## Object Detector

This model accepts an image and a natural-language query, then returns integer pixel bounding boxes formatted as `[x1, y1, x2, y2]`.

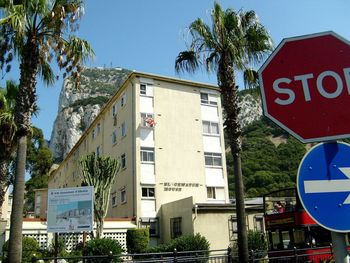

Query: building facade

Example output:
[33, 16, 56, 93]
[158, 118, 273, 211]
[49, 72, 230, 247]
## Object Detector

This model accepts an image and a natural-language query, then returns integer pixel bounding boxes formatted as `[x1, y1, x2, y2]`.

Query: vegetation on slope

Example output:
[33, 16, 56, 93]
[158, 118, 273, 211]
[226, 117, 307, 198]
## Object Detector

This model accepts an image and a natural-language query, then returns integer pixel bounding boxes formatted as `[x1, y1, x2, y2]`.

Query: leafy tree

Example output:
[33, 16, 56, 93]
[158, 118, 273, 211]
[0, 80, 17, 208]
[0, 0, 93, 260]
[79, 153, 120, 239]
[24, 127, 53, 213]
[175, 3, 273, 260]
[276, 137, 306, 182]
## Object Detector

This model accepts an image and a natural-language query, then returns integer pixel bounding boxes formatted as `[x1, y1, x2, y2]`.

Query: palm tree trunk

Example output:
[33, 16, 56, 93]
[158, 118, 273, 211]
[8, 39, 39, 263]
[8, 136, 27, 263]
[218, 59, 249, 262]
[0, 160, 9, 210]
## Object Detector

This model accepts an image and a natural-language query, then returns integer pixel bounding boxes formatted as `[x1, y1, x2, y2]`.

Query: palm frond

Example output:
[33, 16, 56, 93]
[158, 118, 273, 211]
[189, 18, 215, 50]
[39, 60, 55, 86]
[243, 68, 259, 89]
[0, 4, 26, 35]
[65, 36, 94, 63]
[175, 50, 199, 74]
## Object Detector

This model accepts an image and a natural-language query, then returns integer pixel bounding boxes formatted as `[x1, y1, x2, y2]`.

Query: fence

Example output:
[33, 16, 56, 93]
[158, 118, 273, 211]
[31, 246, 336, 262]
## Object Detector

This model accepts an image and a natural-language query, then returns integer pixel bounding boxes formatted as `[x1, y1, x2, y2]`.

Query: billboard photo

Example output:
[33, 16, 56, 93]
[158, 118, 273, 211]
[47, 186, 94, 233]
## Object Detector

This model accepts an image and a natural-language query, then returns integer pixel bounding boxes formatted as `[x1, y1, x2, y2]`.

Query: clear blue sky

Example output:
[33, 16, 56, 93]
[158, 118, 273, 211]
[2, 0, 350, 140]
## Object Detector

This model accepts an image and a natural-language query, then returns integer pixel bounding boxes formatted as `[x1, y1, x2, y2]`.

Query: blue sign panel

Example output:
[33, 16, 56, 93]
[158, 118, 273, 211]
[297, 141, 350, 232]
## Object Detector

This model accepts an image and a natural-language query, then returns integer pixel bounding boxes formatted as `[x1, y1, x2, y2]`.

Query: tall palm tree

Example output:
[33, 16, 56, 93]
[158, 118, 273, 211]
[0, 1, 93, 261]
[0, 80, 18, 209]
[175, 3, 272, 262]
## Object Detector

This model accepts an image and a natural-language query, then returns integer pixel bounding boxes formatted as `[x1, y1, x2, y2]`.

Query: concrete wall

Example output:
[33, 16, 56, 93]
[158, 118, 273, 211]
[160, 197, 194, 244]
[193, 209, 232, 250]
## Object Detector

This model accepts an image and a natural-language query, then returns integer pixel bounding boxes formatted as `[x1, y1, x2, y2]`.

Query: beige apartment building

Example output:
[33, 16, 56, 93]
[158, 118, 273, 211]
[49, 71, 232, 249]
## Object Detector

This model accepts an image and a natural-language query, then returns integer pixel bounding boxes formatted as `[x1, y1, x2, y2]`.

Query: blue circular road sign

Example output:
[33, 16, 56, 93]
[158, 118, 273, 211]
[297, 141, 350, 232]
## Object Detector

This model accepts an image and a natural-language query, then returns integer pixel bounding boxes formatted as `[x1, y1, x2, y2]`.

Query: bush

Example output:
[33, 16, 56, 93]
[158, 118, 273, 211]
[145, 234, 210, 263]
[166, 233, 210, 252]
[83, 238, 124, 262]
[146, 233, 210, 253]
[2, 236, 41, 263]
[126, 228, 149, 254]
[248, 230, 268, 258]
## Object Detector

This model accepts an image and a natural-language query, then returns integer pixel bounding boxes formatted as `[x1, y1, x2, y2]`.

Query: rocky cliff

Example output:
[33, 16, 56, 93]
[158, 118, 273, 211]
[49, 67, 131, 162]
[49, 68, 262, 162]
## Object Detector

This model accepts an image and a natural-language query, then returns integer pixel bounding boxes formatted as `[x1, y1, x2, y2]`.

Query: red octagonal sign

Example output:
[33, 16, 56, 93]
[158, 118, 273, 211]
[258, 31, 350, 143]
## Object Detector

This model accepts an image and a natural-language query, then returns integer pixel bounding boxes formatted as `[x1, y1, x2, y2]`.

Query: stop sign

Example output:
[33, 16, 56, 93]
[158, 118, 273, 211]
[258, 31, 350, 143]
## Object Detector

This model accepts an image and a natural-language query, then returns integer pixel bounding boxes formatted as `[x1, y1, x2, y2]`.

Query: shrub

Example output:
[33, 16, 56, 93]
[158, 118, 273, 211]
[126, 228, 149, 254]
[40, 237, 70, 258]
[145, 234, 210, 263]
[166, 233, 210, 252]
[83, 238, 124, 262]
[2, 236, 41, 263]
[248, 230, 268, 259]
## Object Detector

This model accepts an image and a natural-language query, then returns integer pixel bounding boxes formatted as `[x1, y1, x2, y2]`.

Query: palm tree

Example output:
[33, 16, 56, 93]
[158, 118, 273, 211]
[80, 153, 120, 239]
[175, 3, 272, 262]
[0, 1, 93, 261]
[0, 80, 17, 209]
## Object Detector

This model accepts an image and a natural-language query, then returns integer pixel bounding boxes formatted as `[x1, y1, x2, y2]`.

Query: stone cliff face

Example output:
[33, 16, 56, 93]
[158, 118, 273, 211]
[49, 67, 131, 162]
[238, 92, 262, 128]
[49, 68, 262, 162]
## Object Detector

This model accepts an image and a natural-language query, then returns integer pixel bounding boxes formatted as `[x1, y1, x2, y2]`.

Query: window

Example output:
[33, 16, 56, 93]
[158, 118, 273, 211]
[121, 122, 127, 137]
[72, 171, 78, 181]
[121, 154, 126, 169]
[141, 147, 155, 163]
[96, 146, 101, 157]
[141, 113, 155, 127]
[113, 114, 118, 126]
[202, 121, 219, 135]
[254, 216, 264, 232]
[35, 194, 41, 204]
[112, 130, 117, 144]
[207, 187, 216, 199]
[121, 93, 126, 107]
[170, 217, 182, 239]
[112, 104, 116, 116]
[142, 187, 155, 198]
[92, 129, 96, 139]
[140, 218, 159, 237]
[97, 123, 101, 134]
[200, 93, 218, 106]
[121, 188, 126, 203]
[111, 192, 117, 206]
[204, 152, 222, 166]
[140, 83, 147, 95]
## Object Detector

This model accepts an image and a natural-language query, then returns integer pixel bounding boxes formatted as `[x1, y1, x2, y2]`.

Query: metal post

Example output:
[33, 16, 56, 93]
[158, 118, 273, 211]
[227, 246, 233, 263]
[108, 251, 113, 263]
[331, 232, 349, 263]
[173, 248, 178, 263]
[54, 233, 58, 263]
[250, 249, 255, 262]
[293, 247, 298, 263]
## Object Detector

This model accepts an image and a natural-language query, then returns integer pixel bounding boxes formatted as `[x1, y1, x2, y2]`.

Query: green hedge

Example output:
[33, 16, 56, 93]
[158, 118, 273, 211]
[147, 233, 210, 253]
[82, 238, 124, 263]
[126, 228, 149, 253]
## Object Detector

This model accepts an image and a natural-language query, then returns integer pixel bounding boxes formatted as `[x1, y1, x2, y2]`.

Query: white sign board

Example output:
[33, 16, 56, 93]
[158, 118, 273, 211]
[47, 186, 94, 233]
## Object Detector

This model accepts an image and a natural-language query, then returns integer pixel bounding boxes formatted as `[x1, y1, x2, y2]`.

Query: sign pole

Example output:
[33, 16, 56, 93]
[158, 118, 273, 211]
[331, 232, 349, 263]
[54, 232, 58, 263]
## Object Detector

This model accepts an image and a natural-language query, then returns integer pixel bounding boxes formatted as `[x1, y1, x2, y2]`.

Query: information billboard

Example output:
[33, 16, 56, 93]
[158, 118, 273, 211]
[47, 186, 94, 233]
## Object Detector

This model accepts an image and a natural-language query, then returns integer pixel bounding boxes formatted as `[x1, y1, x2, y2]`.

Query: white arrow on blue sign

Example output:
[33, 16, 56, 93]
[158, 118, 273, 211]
[297, 141, 350, 232]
